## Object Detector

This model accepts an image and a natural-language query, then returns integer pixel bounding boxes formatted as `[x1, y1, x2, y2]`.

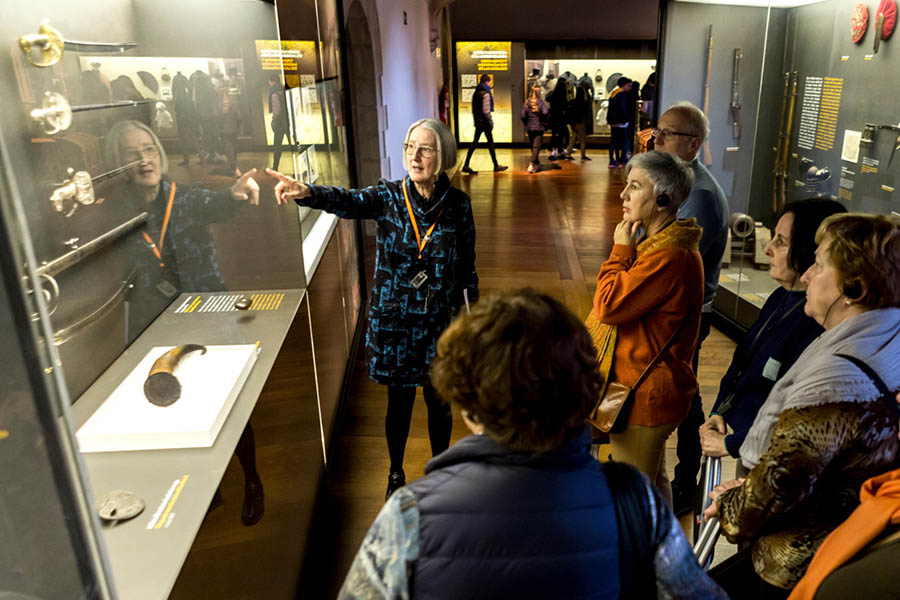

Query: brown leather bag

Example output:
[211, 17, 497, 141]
[587, 312, 693, 433]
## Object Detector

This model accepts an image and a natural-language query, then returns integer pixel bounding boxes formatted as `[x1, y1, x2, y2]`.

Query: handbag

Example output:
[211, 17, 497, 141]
[587, 311, 693, 433]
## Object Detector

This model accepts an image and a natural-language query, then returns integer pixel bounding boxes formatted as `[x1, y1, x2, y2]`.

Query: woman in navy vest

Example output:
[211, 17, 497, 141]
[338, 290, 725, 599]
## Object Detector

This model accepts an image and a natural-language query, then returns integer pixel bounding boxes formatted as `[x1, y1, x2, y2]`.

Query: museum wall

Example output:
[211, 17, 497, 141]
[450, 0, 660, 41]
[659, 2, 788, 217]
[784, 0, 899, 218]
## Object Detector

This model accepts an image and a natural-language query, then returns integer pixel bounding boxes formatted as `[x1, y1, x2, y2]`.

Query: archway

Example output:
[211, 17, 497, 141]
[345, 0, 382, 187]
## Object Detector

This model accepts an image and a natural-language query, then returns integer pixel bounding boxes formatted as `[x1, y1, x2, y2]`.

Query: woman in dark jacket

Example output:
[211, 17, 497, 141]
[520, 82, 548, 173]
[339, 290, 726, 599]
[699, 198, 846, 473]
[547, 77, 569, 159]
[268, 118, 478, 499]
[565, 85, 591, 161]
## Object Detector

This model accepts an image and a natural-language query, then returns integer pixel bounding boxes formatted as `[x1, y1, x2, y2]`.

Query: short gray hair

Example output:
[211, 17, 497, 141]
[403, 118, 457, 174]
[625, 150, 694, 209]
[105, 119, 168, 173]
[666, 101, 710, 144]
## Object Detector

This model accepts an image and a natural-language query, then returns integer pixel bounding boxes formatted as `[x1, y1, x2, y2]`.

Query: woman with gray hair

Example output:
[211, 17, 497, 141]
[587, 150, 704, 505]
[268, 118, 478, 500]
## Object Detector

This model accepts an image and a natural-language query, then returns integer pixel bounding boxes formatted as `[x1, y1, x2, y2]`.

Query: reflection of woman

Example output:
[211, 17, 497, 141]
[520, 83, 548, 173]
[699, 199, 846, 471]
[268, 118, 478, 500]
[108, 120, 265, 525]
[591, 151, 703, 504]
[340, 290, 727, 599]
[706, 214, 900, 597]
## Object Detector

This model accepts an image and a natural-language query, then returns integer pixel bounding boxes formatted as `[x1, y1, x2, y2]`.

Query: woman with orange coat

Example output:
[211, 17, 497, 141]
[590, 150, 704, 504]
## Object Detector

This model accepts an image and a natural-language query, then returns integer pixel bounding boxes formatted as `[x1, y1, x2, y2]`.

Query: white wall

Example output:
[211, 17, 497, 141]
[346, 0, 442, 180]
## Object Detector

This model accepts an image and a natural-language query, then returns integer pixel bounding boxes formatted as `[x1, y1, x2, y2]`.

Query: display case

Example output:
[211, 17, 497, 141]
[660, 0, 898, 329]
[1, 0, 363, 597]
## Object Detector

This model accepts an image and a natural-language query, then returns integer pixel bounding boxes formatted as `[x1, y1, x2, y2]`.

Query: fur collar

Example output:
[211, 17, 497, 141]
[637, 218, 702, 257]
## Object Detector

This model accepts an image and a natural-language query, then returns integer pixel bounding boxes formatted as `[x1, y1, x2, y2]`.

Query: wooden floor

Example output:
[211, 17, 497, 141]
[309, 148, 739, 596]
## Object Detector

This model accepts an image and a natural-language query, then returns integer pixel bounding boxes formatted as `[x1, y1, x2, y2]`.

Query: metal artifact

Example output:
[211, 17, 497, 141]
[19, 20, 137, 68]
[144, 344, 207, 407]
[772, 72, 791, 212]
[234, 296, 252, 310]
[779, 71, 799, 212]
[861, 123, 877, 146]
[96, 489, 145, 522]
[702, 25, 714, 166]
[30, 91, 72, 135]
[731, 49, 742, 139]
[875, 13, 885, 53]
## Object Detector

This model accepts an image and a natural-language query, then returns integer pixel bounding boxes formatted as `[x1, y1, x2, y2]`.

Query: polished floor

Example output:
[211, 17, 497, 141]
[310, 148, 740, 596]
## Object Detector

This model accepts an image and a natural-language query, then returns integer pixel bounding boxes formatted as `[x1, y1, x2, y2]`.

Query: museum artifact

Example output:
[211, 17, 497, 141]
[730, 48, 742, 139]
[234, 295, 252, 310]
[96, 489, 145, 522]
[30, 91, 72, 135]
[778, 71, 799, 212]
[875, 0, 897, 54]
[144, 344, 208, 407]
[18, 20, 138, 68]
[851, 4, 869, 44]
[137, 70, 159, 95]
[773, 72, 791, 212]
[702, 24, 713, 165]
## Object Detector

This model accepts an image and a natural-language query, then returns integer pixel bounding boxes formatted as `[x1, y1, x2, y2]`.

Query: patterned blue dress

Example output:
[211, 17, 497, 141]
[300, 173, 478, 386]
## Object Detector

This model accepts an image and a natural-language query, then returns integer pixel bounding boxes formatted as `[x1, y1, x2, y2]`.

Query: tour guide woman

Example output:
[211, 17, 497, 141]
[589, 150, 704, 505]
[267, 118, 478, 500]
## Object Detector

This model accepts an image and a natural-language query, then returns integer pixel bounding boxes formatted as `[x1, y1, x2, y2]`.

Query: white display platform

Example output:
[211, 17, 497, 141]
[76, 344, 258, 452]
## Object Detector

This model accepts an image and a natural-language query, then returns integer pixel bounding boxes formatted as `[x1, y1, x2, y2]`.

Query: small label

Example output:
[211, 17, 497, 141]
[791, 152, 799, 158]
[762, 357, 782, 381]
[865, 55, 874, 60]
[841, 55, 850, 61]
[725, 146, 740, 152]
[883, 185, 895, 193]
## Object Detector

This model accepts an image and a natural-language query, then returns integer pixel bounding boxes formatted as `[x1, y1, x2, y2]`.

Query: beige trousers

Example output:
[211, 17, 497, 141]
[604, 422, 679, 506]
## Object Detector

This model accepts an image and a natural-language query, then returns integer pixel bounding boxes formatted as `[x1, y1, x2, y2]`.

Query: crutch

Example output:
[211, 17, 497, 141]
[692, 455, 722, 568]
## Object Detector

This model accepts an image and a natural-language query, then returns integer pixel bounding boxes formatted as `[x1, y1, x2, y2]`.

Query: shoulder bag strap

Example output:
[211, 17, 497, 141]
[632, 308, 694, 393]
[835, 353, 900, 420]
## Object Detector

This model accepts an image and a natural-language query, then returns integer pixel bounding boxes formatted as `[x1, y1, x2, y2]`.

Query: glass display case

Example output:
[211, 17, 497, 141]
[660, 0, 898, 329]
[1, 0, 363, 597]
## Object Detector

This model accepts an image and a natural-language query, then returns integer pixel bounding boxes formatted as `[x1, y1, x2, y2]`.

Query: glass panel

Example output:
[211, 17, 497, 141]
[456, 41, 513, 143]
[1, 1, 304, 401]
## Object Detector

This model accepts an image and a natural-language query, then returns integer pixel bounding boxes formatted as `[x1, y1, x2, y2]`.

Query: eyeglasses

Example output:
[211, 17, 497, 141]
[123, 144, 160, 162]
[403, 143, 436, 158]
[651, 128, 698, 140]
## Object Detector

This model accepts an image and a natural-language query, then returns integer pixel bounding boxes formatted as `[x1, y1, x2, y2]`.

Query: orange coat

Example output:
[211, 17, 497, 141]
[592, 219, 704, 427]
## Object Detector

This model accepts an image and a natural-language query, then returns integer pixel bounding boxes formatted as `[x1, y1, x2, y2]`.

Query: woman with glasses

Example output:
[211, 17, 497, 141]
[267, 118, 478, 500]
[106, 119, 265, 525]
[698, 198, 845, 475]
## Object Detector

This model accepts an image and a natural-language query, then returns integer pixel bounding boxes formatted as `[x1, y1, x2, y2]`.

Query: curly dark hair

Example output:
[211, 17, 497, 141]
[430, 289, 603, 453]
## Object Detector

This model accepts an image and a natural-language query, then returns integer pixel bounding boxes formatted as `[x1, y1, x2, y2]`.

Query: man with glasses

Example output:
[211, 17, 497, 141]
[461, 74, 508, 174]
[652, 101, 729, 517]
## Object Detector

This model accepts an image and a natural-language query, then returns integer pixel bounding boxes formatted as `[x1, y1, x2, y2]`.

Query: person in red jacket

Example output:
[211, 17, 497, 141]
[590, 150, 704, 505]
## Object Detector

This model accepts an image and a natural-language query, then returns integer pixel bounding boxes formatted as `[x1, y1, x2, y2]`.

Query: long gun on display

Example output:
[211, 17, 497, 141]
[702, 25, 713, 166]
[730, 49, 742, 139]
[779, 71, 799, 212]
[772, 72, 790, 212]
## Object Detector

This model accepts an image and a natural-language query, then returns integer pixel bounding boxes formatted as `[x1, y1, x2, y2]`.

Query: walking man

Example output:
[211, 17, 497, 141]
[462, 74, 508, 174]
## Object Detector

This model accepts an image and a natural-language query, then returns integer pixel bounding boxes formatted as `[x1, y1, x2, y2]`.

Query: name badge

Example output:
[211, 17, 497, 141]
[410, 270, 428, 289]
[762, 357, 782, 381]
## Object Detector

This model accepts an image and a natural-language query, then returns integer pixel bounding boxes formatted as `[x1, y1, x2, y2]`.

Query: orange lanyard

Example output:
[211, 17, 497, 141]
[402, 178, 443, 259]
[142, 181, 176, 267]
